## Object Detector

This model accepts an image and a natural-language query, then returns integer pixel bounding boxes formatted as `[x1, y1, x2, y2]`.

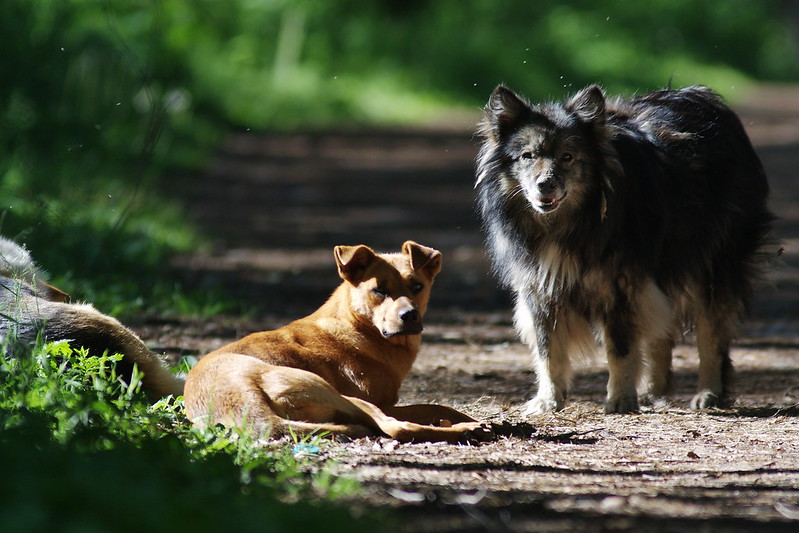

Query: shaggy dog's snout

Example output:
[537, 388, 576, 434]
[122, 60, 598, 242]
[537, 176, 559, 196]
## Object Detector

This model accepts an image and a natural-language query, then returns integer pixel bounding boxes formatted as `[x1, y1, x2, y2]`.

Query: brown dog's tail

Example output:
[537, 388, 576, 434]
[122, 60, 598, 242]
[45, 303, 185, 399]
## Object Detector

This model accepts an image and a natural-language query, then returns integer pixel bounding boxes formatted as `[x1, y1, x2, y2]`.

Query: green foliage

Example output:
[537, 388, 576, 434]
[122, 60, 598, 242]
[0, 340, 373, 532]
[105, 0, 799, 129]
[2, 0, 797, 312]
[0, 0, 219, 315]
[360, 0, 799, 102]
[6, 0, 798, 136]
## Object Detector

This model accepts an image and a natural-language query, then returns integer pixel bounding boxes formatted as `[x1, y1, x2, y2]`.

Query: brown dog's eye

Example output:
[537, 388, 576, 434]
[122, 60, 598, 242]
[372, 287, 388, 298]
[409, 282, 423, 294]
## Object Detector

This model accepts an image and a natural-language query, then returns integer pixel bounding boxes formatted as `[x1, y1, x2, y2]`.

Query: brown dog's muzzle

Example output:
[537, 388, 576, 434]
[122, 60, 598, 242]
[381, 298, 423, 338]
[398, 308, 422, 335]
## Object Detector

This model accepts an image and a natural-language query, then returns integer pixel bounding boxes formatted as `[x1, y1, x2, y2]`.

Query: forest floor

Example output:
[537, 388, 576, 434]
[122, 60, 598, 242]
[143, 85, 799, 532]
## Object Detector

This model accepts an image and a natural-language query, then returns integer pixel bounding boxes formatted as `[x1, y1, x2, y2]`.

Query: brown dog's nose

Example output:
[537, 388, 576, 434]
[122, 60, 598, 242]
[400, 308, 420, 325]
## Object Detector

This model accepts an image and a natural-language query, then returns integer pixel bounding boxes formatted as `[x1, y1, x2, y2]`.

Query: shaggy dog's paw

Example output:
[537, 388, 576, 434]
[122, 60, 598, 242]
[638, 393, 670, 409]
[604, 394, 640, 414]
[523, 396, 562, 416]
[690, 390, 729, 410]
[637, 393, 656, 406]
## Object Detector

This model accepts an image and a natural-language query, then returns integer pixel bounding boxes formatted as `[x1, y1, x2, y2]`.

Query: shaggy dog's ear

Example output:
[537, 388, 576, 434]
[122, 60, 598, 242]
[566, 85, 617, 220]
[334, 245, 378, 284]
[402, 241, 442, 279]
[485, 85, 534, 137]
[566, 85, 607, 124]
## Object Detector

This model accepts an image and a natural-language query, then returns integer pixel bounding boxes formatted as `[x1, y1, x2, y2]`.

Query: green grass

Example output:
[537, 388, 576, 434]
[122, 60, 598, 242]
[0, 340, 376, 532]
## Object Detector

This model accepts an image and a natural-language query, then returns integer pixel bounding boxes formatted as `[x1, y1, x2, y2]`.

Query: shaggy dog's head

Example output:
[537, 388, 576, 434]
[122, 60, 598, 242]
[476, 85, 619, 221]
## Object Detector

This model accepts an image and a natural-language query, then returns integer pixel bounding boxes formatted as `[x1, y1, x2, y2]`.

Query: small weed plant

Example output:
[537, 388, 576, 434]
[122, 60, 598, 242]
[0, 339, 372, 532]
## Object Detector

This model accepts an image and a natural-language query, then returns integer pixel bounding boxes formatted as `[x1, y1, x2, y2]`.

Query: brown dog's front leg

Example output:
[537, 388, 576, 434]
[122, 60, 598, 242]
[381, 404, 477, 426]
[345, 397, 492, 443]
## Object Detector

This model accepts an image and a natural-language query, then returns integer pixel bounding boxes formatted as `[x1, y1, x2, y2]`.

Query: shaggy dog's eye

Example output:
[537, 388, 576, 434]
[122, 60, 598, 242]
[372, 287, 388, 298]
[409, 282, 424, 294]
[560, 152, 574, 163]
[521, 151, 534, 160]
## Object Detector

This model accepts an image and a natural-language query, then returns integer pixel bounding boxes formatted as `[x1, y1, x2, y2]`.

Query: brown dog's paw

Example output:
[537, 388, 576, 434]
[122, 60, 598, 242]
[453, 422, 495, 443]
[489, 420, 538, 439]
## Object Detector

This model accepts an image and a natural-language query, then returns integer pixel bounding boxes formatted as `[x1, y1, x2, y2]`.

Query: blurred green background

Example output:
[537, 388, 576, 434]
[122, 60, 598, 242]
[2, 0, 798, 314]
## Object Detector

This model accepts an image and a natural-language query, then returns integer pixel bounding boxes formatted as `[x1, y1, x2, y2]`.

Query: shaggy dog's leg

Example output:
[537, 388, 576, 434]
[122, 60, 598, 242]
[602, 312, 642, 414]
[637, 287, 678, 405]
[693, 307, 735, 409]
[516, 297, 579, 415]
[639, 336, 675, 404]
[524, 341, 571, 415]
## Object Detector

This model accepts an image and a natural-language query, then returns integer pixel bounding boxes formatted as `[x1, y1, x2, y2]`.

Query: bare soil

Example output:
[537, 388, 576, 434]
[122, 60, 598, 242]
[144, 85, 799, 531]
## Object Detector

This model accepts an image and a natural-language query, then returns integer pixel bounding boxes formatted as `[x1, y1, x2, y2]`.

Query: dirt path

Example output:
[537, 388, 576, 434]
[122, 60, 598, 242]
[149, 86, 799, 531]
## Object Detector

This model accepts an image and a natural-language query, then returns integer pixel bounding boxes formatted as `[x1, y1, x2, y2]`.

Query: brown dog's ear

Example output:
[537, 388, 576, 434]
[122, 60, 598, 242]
[402, 241, 442, 279]
[334, 245, 378, 284]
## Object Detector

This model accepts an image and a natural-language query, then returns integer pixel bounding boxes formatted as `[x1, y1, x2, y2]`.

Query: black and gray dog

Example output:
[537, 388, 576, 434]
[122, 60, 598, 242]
[0, 237, 183, 399]
[476, 84, 774, 414]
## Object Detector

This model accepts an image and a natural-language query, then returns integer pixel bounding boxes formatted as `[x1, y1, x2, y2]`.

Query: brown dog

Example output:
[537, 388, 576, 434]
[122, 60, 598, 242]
[184, 241, 489, 443]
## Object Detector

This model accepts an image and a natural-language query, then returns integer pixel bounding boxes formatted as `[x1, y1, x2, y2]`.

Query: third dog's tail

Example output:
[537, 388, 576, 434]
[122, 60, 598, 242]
[0, 236, 184, 399]
[45, 303, 185, 399]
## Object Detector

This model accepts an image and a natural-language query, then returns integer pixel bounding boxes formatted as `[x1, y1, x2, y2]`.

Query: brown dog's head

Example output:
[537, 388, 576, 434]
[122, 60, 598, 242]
[334, 241, 442, 340]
